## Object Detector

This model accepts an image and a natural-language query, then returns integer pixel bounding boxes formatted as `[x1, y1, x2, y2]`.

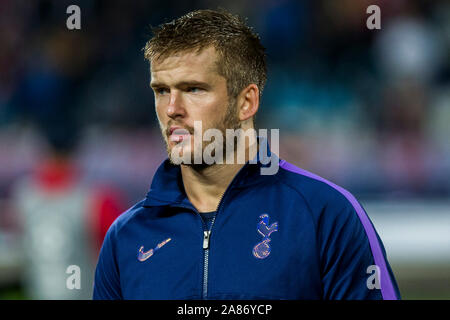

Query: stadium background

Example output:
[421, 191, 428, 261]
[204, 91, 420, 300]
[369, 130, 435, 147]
[0, 0, 449, 299]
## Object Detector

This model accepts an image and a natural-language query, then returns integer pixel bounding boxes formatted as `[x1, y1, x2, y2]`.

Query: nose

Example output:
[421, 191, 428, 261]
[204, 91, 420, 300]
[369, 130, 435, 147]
[166, 90, 186, 120]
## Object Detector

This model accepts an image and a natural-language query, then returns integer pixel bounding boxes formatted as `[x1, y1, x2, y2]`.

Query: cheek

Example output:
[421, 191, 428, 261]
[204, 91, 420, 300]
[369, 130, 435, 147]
[197, 96, 228, 120]
[196, 108, 222, 130]
[155, 103, 166, 122]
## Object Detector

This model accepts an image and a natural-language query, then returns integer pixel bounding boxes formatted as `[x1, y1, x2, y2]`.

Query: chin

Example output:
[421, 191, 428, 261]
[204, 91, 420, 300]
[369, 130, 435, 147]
[168, 144, 195, 165]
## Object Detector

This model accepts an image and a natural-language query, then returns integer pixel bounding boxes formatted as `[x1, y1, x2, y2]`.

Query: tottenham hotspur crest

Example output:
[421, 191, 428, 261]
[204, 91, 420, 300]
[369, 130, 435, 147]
[253, 214, 278, 259]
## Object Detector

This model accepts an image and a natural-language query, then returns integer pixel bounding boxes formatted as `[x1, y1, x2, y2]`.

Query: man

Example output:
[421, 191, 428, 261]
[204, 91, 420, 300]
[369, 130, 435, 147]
[93, 9, 401, 300]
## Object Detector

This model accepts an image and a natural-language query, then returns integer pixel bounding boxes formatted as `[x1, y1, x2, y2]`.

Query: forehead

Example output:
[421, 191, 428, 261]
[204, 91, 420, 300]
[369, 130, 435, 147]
[150, 46, 220, 83]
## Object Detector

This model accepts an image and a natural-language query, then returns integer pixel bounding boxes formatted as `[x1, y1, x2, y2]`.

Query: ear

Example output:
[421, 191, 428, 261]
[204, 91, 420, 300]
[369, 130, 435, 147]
[237, 84, 260, 123]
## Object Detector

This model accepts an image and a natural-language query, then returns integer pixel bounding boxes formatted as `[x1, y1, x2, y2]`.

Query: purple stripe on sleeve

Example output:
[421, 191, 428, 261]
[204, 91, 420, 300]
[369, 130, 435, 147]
[279, 160, 398, 300]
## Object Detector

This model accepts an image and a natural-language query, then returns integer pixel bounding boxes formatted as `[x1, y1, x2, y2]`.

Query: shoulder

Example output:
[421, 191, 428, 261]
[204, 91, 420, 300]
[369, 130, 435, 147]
[105, 199, 148, 240]
[276, 159, 363, 221]
[276, 160, 376, 258]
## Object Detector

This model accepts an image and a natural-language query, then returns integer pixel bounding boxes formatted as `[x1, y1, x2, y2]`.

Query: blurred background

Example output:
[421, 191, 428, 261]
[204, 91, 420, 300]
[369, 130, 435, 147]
[0, 0, 449, 299]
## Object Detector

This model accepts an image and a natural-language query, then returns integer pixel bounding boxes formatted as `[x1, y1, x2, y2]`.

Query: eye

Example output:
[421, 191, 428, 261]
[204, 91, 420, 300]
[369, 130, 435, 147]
[188, 87, 203, 93]
[155, 87, 169, 95]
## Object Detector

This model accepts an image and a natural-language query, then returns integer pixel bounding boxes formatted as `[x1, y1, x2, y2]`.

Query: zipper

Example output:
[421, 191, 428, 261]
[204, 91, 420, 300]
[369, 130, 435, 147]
[202, 215, 215, 299]
[203, 231, 211, 249]
[200, 186, 229, 299]
[199, 163, 251, 299]
[170, 200, 218, 299]
[173, 204, 215, 300]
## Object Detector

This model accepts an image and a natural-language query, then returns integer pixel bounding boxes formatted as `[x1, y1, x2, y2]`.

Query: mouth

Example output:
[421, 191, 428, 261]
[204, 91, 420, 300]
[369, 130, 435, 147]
[168, 127, 191, 143]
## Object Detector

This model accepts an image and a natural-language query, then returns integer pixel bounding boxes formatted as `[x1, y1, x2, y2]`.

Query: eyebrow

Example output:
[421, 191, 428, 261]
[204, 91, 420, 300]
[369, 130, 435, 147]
[150, 80, 211, 90]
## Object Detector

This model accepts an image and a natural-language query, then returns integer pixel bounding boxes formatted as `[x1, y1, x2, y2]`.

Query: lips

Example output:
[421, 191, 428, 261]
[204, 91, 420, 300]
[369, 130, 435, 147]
[169, 126, 191, 143]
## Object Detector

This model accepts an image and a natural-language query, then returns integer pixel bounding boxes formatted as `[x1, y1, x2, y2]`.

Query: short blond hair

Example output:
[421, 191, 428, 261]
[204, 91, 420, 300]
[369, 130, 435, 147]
[144, 9, 267, 100]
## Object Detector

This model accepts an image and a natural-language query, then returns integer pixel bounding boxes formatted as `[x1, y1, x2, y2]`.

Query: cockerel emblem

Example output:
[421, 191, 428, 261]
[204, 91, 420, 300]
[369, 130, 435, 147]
[253, 214, 278, 259]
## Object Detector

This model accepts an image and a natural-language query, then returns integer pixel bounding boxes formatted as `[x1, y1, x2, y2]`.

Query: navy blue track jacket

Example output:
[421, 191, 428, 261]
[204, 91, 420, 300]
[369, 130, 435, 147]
[93, 143, 401, 300]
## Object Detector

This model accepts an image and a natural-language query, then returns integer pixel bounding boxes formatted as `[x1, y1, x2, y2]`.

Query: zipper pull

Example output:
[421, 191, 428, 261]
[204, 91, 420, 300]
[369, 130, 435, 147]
[203, 231, 211, 249]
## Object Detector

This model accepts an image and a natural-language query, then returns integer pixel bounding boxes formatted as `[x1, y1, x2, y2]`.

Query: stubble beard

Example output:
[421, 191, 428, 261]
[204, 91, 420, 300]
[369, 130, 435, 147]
[161, 98, 241, 168]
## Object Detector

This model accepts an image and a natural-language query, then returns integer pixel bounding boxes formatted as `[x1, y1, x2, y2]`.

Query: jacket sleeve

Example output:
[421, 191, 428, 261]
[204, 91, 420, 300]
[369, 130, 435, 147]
[318, 199, 401, 300]
[93, 222, 123, 300]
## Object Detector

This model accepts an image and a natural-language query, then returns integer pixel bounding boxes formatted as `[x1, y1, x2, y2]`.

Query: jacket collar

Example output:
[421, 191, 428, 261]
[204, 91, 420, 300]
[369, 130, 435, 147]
[143, 137, 278, 207]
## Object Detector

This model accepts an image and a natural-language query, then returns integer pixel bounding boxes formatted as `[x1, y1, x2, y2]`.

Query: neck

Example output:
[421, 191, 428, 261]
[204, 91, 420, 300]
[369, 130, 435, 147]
[181, 135, 257, 213]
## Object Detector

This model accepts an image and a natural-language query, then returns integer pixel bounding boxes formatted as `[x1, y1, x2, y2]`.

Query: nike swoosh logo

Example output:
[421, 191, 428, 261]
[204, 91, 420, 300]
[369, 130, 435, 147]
[137, 238, 172, 262]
